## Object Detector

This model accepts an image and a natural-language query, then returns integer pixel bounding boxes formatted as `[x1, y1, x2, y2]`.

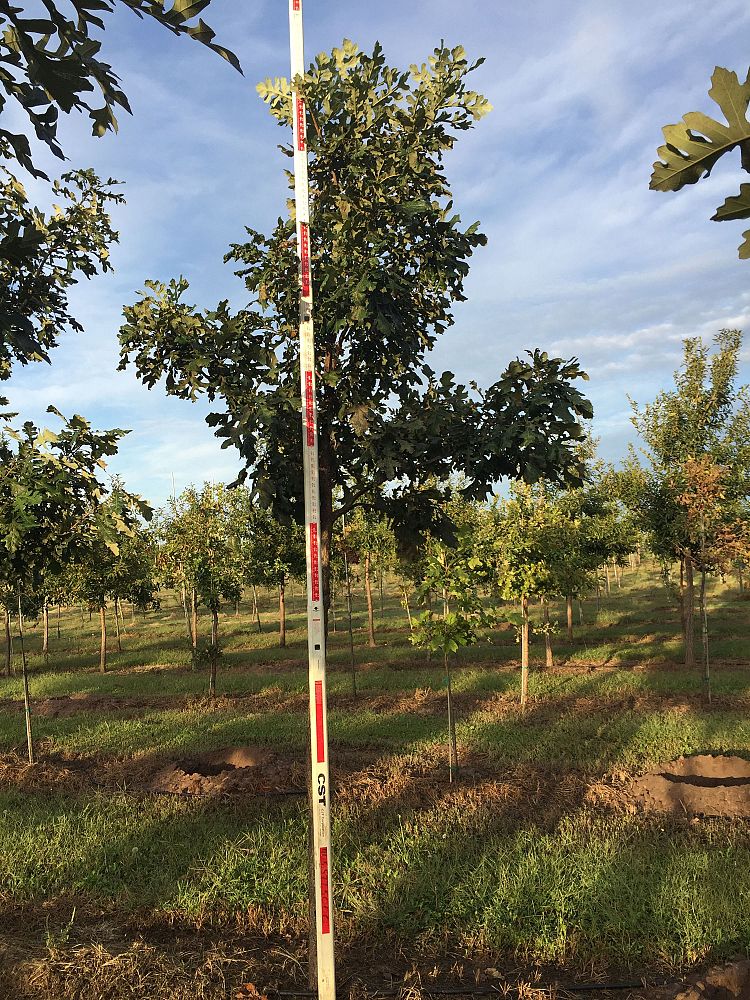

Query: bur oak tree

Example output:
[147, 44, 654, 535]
[119, 41, 593, 623]
[627, 330, 750, 668]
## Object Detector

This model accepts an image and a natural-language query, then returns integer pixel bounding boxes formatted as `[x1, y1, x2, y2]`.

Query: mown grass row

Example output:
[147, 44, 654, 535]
[1, 786, 748, 971]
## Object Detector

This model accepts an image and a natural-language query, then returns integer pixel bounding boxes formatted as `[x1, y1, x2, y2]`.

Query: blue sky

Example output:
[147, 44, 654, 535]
[8, 0, 750, 505]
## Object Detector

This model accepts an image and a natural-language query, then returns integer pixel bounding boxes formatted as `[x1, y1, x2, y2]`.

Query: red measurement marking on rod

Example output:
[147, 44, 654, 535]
[309, 523, 320, 601]
[292, 0, 301, 10]
[315, 681, 325, 761]
[305, 370, 315, 445]
[319, 847, 330, 933]
[296, 96, 306, 151]
[300, 222, 311, 297]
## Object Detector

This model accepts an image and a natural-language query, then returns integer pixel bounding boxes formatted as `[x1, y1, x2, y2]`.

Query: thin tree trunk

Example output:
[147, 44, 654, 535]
[445, 651, 458, 782]
[114, 597, 122, 652]
[17, 589, 33, 765]
[402, 586, 413, 633]
[345, 550, 356, 696]
[684, 552, 696, 670]
[543, 599, 553, 669]
[700, 567, 711, 704]
[3, 608, 11, 678]
[615, 561, 622, 588]
[180, 582, 193, 664]
[191, 588, 199, 660]
[209, 607, 218, 700]
[520, 594, 529, 707]
[279, 579, 286, 648]
[578, 599, 584, 625]
[252, 585, 263, 633]
[235, 597, 240, 617]
[99, 604, 107, 673]
[605, 562, 611, 594]
[42, 600, 49, 662]
[679, 557, 687, 637]
[566, 594, 574, 641]
[596, 576, 601, 612]
[379, 569, 384, 615]
[738, 567, 744, 592]
[56, 604, 61, 640]
[364, 552, 375, 648]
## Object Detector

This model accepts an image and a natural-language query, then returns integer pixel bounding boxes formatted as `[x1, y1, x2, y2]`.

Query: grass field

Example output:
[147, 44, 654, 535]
[0, 564, 749, 998]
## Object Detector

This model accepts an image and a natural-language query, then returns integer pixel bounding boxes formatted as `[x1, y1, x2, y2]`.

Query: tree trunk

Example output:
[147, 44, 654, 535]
[379, 569, 384, 615]
[99, 604, 107, 673]
[679, 557, 687, 637]
[191, 588, 199, 662]
[445, 651, 458, 782]
[209, 607, 219, 700]
[543, 599, 553, 669]
[279, 579, 286, 648]
[402, 586, 413, 633]
[56, 604, 61, 640]
[700, 567, 711, 704]
[252, 585, 263, 633]
[114, 597, 122, 653]
[17, 589, 33, 765]
[4, 608, 13, 677]
[684, 552, 696, 670]
[3, 608, 11, 677]
[345, 552, 356, 696]
[566, 594, 574, 641]
[738, 567, 744, 592]
[180, 582, 193, 663]
[42, 600, 49, 661]
[364, 552, 375, 648]
[520, 594, 529, 707]
[604, 562, 611, 594]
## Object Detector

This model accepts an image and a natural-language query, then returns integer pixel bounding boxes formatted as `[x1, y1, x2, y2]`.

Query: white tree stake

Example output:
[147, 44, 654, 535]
[288, 2, 336, 996]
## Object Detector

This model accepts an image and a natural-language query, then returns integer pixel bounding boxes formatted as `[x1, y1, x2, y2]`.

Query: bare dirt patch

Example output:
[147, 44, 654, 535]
[149, 746, 306, 797]
[630, 754, 750, 817]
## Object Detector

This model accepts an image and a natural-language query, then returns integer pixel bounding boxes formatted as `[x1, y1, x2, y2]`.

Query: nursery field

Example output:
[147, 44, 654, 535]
[1, 564, 749, 999]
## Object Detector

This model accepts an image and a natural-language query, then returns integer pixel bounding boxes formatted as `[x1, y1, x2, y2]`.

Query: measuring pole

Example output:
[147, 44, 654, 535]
[288, 2, 336, 996]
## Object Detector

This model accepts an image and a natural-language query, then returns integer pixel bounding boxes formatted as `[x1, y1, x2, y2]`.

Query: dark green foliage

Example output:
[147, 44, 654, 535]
[0, 168, 123, 380]
[0, 0, 240, 177]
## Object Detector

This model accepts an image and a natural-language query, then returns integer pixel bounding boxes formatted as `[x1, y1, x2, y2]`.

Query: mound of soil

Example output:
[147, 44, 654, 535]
[630, 754, 750, 817]
[150, 747, 305, 797]
[669, 959, 750, 999]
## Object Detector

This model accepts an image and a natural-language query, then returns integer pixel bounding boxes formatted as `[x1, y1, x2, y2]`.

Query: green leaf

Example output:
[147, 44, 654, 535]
[712, 183, 750, 221]
[651, 67, 750, 192]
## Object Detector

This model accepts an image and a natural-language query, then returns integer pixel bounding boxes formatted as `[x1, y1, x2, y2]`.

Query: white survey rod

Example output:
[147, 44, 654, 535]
[288, 2, 336, 997]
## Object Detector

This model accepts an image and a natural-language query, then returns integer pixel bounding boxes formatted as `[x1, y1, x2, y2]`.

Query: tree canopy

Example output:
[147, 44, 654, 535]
[119, 40, 593, 613]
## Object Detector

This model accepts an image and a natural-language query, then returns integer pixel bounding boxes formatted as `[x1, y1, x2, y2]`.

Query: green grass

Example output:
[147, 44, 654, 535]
[1, 789, 748, 970]
[2, 564, 750, 978]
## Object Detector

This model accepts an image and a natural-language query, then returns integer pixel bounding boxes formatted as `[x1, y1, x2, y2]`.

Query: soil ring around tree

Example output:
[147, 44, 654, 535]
[629, 754, 750, 818]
